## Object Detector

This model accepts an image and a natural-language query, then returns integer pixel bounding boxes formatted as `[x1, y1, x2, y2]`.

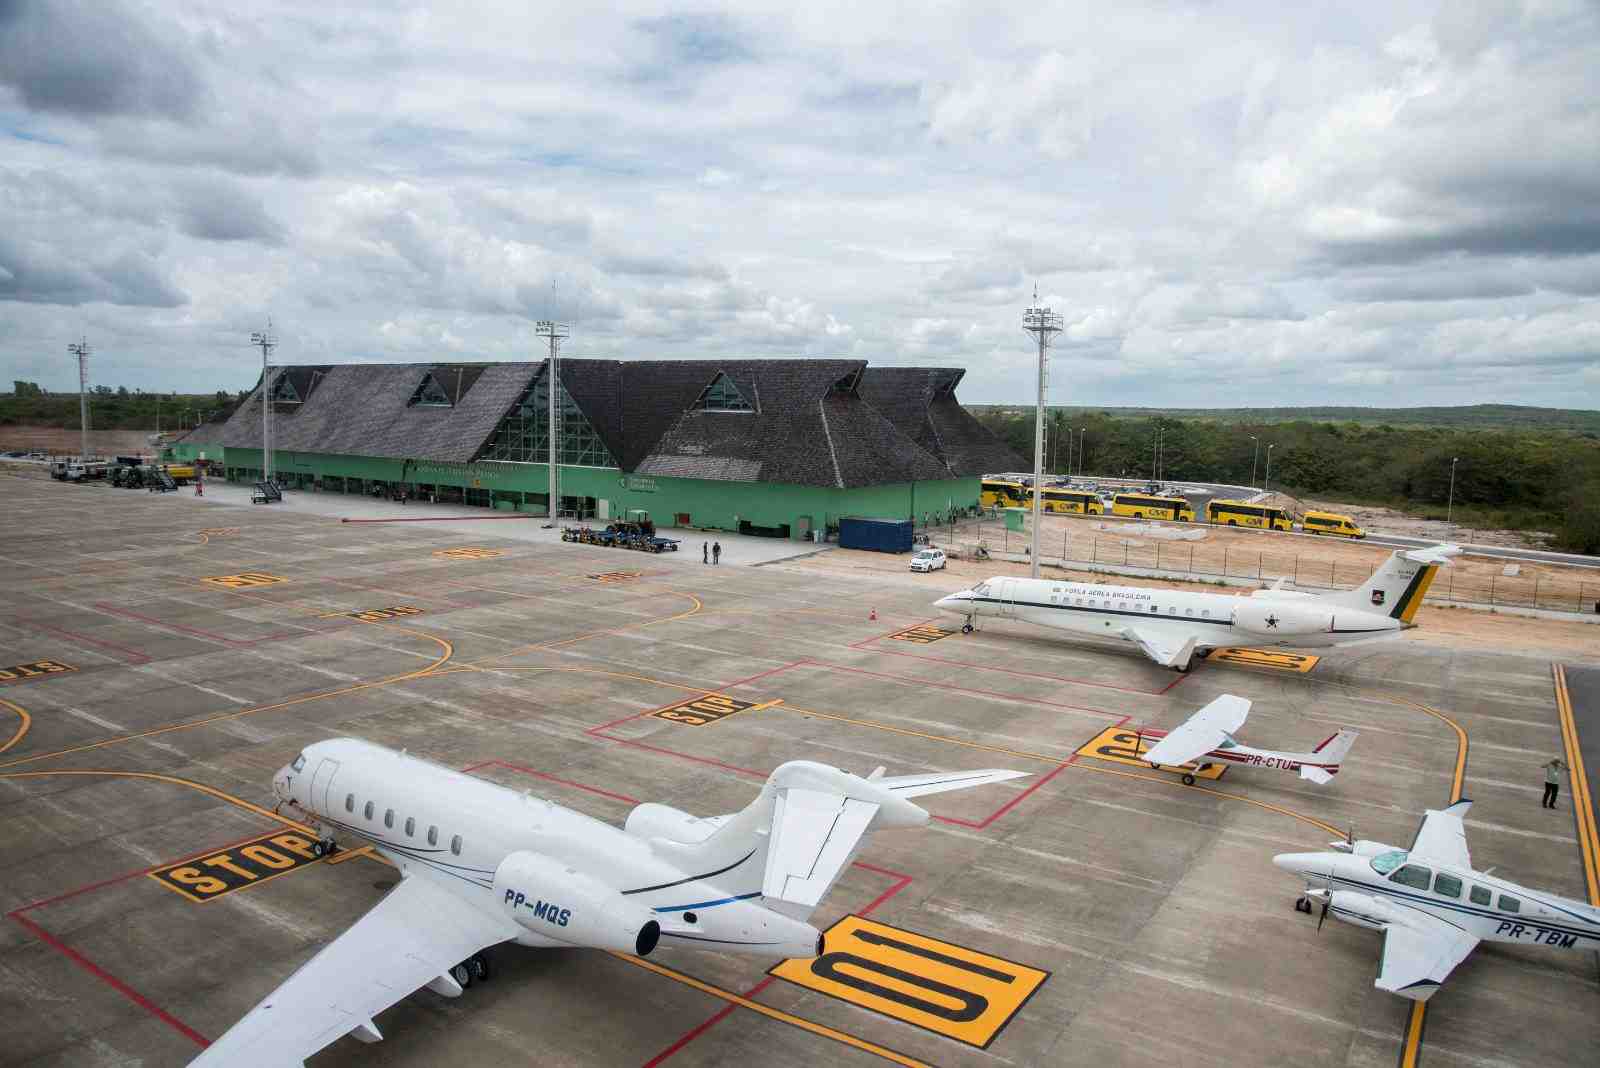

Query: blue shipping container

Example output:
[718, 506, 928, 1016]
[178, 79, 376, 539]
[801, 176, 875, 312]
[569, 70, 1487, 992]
[838, 516, 913, 554]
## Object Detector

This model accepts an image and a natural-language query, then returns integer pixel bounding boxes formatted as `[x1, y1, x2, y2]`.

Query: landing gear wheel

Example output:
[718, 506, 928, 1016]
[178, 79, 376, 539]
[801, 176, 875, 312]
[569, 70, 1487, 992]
[451, 962, 473, 990]
[1181, 773, 1197, 786]
[1173, 663, 1191, 673]
[1294, 898, 1313, 914]
[312, 838, 335, 858]
[961, 621, 974, 634]
[1194, 649, 1212, 660]
[468, 953, 490, 983]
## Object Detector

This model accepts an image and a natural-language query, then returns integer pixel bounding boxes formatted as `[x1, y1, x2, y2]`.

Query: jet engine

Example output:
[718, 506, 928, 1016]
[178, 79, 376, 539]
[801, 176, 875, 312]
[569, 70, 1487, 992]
[1232, 600, 1334, 637]
[493, 851, 660, 956]
[624, 803, 718, 844]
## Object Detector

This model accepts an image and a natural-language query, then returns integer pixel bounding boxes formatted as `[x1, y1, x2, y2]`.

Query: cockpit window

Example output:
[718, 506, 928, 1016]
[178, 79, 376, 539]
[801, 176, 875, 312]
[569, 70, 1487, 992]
[973, 582, 991, 597]
[1371, 850, 1408, 875]
[291, 754, 306, 772]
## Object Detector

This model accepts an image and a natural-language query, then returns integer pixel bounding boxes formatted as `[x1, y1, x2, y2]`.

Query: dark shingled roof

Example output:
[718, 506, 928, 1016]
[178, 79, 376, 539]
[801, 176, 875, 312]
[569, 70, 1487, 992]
[215, 358, 993, 487]
[219, 362, 538, 462]
[859, 367, 1025, 476]
[631, 360, 950, 488]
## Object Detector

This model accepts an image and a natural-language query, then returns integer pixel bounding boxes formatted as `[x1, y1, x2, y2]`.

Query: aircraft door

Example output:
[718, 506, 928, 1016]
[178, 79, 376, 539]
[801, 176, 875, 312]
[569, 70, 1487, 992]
[995, 578, 1016, 618]
[309, 758, 342, 815]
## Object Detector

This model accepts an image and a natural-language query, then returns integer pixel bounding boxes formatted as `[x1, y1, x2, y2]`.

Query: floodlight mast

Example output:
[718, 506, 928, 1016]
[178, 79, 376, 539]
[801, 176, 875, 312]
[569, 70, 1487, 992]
[67, 338, 91, 460]
[536, 319, 569, 528]
[1022, 295, 1063, 580]
[250, 321, 277, 485]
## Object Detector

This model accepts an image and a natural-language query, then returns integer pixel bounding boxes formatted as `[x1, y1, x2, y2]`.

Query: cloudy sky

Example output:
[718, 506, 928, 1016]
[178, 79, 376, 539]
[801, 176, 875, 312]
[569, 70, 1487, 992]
[2, 1, 1598, 407]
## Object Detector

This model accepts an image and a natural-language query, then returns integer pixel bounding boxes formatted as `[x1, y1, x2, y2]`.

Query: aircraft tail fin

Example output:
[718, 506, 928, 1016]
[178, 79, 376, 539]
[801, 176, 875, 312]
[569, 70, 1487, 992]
[1301, 729, 1359, 783]
[1316, 546, 1457, 623]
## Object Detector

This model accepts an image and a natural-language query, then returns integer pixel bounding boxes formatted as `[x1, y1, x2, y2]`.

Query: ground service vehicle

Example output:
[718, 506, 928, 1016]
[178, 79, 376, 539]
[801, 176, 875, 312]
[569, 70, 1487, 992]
[1110, 493, 1194, 521]
[1035, 487, 1104, 515]
[1206, 499, 1291, 530]
[165, 464, 197, 485]
[1302, 510, 1365, 538]
[980, 479, 1027, 508]
[909, 548, 947, 572]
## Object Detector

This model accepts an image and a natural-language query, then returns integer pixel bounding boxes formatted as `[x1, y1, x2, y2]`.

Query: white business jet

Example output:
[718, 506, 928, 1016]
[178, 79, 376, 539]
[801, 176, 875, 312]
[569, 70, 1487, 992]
[1138, 694, 1358, 785]
[191, 738, 1026, 1066]
[1273, 800, 1600, 1001]
[934, 545, 1457, 672]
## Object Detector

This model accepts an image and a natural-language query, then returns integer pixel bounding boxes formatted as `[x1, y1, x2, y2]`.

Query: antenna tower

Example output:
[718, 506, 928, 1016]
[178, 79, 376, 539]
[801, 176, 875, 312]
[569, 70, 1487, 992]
[535, 319, 570, 527]
[250, 320, 278, 486]
[1022, 291, 1063, 580]
[67, 337, 91, 460]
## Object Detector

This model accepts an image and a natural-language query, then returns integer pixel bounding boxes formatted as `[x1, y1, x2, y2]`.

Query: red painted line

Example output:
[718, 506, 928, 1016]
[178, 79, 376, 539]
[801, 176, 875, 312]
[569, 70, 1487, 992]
[10, 618, 153, 665]
[10, 830, 276, 915]
[10, 913, 211, 1047]
[847, 616, 943, 650]
[791, 659, 1122, 720]
[340, 515, 538, 523]
[92, 603, 302, 647]
[934, 755, 1083, 830]
[851, 862, 914, 917]
[601, 737, 767, 779]
[850, 643, 1177, 696]
[584, 661, 806, 738]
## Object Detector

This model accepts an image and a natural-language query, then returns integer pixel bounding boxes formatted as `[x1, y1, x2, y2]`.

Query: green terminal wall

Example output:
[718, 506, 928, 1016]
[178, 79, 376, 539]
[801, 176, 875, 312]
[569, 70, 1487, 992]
[206, 446, 976, 534]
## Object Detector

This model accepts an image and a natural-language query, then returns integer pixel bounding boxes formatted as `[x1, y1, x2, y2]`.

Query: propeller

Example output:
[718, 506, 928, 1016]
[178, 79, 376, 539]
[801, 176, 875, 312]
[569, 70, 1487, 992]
[1304, 887, 1333, 931]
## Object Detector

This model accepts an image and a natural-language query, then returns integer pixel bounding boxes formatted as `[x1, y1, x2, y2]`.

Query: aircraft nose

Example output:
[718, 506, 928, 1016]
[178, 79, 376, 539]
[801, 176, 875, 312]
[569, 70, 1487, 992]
[272, 766, 292, 800]
[1273, 852, 1314, 875]
[933, 592, 964, 613]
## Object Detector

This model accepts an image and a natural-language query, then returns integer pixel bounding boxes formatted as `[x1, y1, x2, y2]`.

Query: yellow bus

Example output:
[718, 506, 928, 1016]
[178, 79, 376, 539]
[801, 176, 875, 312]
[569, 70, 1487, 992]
[980, 479, 1027, 508]
[1302, 510, 1365, 538]
[1110, 493, 1194, 521]
[1206, 498, 1291, 530]
[1033, 487, 1104, 515]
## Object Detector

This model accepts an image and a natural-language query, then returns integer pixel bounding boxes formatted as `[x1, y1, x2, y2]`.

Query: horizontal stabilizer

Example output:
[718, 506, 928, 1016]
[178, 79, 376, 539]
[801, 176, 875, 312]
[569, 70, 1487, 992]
[1300, 765, 1334, 785]
[1402, 545, 1460, 566]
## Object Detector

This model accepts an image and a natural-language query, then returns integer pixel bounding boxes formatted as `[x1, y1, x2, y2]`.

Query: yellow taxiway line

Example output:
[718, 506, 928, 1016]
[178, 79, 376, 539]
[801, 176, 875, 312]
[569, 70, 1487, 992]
[1553, 664, 1600, 905]
[609, 951, 931, 1068]
[0, 697, 30, 754]
[0, 768, 314, 833]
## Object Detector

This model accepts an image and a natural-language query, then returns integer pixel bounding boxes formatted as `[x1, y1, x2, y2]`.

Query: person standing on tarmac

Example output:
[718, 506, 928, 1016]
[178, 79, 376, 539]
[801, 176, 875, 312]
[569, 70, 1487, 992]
[1542, 758, 1568, 808]
[702, 542, 709, 564]
[712, 541, 721, 565]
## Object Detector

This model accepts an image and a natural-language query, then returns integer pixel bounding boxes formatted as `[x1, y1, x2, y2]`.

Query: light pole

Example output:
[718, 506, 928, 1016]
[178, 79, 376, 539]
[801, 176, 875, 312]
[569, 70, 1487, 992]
[1022, 296, 1063, 580]
[250, 322, 277, 485]
[1446, 457, 1459, 533]
[1064, 421, 1073, 479]
[1249, 435, 1260, 489]
[1078, 428, 1085, 477]
[67, 338, 91, 460]
[1263, 443, 1276, 497]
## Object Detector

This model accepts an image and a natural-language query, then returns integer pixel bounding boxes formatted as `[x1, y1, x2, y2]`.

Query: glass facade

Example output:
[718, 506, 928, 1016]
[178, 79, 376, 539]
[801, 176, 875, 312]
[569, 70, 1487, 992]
[695, 373, 753, 412]
[481, 371, 617, 467]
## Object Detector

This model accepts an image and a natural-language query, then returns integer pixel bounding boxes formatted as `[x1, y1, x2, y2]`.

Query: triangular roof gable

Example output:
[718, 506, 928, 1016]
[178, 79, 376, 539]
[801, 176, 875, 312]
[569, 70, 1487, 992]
[409, 372, 453, 406]
[271, 373, 302, 403]
[693, 371, 756, 412]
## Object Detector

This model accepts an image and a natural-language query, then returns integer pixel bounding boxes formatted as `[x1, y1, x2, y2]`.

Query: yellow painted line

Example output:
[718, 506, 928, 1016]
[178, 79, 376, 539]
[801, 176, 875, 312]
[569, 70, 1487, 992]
[1400, 1001, 1427, 1068]
[1068, 761, 1345, 837]
[470, 587, 703, 666]
[1554, 664, 1600, 905]
[608, 951, 931, 1068]
[782, 705, 1069, 765]
[0, 697, 30, 755]
[0, 769, 314, 833]
[328, 844, 384, 866]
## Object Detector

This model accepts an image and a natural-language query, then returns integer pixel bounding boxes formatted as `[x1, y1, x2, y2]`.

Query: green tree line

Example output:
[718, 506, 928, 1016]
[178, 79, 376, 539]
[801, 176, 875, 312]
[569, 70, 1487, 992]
[975, 408, 1600, 554]
[4, 383, 241, 431]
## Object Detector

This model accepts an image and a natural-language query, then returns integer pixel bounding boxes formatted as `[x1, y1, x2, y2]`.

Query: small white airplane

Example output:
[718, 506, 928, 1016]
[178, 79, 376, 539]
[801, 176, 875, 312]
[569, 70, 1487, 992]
[191, 738, 1026, 1066]
[1137, 694, 1358, 785]
[934, 544, 1458, 672]
[1274, 800, 1600, 1001]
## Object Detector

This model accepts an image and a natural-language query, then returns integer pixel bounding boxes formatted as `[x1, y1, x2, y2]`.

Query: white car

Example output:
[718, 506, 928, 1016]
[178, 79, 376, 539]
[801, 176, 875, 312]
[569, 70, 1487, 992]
[909, 548, 947, 572]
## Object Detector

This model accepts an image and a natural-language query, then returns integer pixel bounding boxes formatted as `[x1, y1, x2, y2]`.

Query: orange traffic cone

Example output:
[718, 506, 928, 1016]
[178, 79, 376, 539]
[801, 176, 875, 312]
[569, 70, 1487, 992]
[868, 607, 878, 621]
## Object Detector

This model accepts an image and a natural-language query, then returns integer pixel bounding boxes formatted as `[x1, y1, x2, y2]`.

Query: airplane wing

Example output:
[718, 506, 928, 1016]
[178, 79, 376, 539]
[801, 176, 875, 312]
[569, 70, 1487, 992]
[763, 787, 879, 910]
[1408, 799, 1472, 868]
[1117, 623, 1199, 670]
[1374, 914, 1479, 1001]
[871, 768, 1030, 798]
[1141, 695, 1252, 768]
[190, 867, 517, 1067]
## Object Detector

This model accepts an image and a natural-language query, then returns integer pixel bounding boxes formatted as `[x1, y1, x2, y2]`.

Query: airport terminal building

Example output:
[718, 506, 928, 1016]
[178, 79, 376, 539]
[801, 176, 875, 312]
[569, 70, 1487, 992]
[173, 359, 1022, 537]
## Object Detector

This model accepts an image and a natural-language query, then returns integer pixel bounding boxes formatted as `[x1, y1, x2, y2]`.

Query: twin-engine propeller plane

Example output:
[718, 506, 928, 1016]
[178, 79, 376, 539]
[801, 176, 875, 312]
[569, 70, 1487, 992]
[1274, 800, 1600, 1001]
[934, 544, 1458, 672]
[192, 738, 1026, 1066]
[1138, 694, 1358, 785]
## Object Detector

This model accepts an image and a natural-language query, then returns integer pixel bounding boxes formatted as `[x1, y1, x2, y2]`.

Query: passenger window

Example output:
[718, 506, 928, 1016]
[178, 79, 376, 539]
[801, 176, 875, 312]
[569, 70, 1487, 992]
[1201, 610, 1210, 618]
[384, 808, 394, 829]
[1499, 894, 1520, 913]
[451, 834, 462, 856]
[1469, 886, 1490, 906]
[345, 793, 355, 813]
[1433, 873, 1462, 898]
[1185, 608, 1194, 616]
[1390, 865, 1432, 890]
[291, 754, 306, 772]
[1168, 607, 1176, 615]
[363, 801, 374, 820]
[405, 817, 415, 837]
[428, 825, 438, 846]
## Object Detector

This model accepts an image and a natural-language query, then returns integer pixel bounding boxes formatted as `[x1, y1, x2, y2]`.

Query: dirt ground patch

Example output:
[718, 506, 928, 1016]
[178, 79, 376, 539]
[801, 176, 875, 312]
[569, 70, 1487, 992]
[0, 425, 162, 457]
[1262, 490, 1554, 551]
